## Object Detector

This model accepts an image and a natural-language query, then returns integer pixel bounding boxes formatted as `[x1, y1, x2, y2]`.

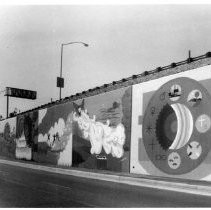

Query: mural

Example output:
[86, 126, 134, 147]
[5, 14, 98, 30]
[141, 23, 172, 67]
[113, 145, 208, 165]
[72, 87, 132, 172]
[16, 111, 38, 160]
[37, 103, 73, 166]
[0, 86, 131, 173]
[2, 58, 211, 182]
[130, 65, 211, 181]
[0, 117, 16, 158]
[143, 77, 211, 175]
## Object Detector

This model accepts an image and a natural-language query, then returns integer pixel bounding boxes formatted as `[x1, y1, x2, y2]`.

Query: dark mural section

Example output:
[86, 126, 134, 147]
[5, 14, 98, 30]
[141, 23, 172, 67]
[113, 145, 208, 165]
[72, 87, 132, 172]
[16, 111, 38, 160]
[0, 118, 16, 158]
[36, 102, 73, 166]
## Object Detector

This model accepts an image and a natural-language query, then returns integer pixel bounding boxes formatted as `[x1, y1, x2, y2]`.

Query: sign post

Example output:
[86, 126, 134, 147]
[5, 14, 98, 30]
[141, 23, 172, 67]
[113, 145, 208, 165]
[5, 87, 37, 118]
[6, 95, 9, 118]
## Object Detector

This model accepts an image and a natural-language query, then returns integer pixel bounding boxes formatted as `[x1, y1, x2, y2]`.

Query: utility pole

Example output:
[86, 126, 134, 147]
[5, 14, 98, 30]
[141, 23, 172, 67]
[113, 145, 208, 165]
[57, 41, 89, 100]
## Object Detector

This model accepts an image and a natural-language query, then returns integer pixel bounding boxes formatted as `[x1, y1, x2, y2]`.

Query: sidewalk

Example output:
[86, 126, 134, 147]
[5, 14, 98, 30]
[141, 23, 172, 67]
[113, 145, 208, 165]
[1, 156, 211, 197]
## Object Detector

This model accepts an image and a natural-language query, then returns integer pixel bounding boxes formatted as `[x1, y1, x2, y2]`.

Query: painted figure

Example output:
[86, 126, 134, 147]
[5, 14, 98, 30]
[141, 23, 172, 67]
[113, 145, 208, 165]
[73, 100, 126, 158]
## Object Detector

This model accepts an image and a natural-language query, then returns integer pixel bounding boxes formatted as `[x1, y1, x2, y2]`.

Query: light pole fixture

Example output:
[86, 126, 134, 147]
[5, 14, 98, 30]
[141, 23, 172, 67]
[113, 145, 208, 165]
[57, 41, 89, 100]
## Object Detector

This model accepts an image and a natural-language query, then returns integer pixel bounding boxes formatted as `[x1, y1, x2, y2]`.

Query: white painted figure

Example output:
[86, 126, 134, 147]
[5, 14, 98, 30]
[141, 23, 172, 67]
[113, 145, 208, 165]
[73, 108, 126, 158]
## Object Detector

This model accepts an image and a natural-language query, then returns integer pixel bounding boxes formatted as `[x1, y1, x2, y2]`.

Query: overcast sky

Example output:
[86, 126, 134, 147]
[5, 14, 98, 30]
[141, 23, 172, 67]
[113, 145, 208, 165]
[0, 4, 211, 117]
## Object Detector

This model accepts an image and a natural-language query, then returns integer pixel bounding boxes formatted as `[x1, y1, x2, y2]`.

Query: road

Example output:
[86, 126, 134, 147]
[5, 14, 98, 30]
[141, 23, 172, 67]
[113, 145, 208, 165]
[0, 162, 211, 207]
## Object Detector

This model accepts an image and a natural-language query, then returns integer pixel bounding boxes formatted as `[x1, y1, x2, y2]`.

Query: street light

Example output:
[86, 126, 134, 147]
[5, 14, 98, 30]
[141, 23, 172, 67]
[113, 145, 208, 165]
[57, 41, 89, 100]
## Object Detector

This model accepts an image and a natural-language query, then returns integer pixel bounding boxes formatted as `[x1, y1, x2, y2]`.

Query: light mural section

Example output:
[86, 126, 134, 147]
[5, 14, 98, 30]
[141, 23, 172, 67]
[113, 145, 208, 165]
[72, 100, 126, 158]
[142, 77, 211, 174]
[37, 102, 73, 166]
[131, 65, 211, 181]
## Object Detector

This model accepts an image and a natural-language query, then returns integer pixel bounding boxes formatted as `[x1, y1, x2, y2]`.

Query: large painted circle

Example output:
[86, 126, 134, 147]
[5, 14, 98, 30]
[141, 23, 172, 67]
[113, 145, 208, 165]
[143, 77, 211, 175]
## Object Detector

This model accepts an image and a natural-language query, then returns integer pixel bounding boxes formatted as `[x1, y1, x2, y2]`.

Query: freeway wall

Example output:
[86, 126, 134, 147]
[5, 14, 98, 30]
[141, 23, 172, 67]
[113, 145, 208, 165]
[1, 53, 211, 181]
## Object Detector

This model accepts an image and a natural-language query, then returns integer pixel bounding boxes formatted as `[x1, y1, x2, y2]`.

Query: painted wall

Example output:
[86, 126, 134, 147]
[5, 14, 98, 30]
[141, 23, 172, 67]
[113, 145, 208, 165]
[72, 87, 132, 172]
[0, 87, 131, 173]
[131, 65, 211, 181]
[2, 63, 211, 180]
[0, 117, 16, 158]
[16, 111, 38, 160]
[36, 102, 73, 166]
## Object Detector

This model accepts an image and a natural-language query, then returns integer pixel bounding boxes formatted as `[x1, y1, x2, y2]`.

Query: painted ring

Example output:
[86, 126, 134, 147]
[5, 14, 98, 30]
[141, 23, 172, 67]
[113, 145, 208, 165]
[142, 77, 211, 175]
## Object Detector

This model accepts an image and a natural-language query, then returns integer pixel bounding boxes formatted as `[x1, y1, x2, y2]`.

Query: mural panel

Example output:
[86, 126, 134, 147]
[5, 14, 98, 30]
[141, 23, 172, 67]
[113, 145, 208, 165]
[72, 87, 132, 172]
[0, 117, 16, 158]
[131, 65, 211, 181]
[37, 102, 73, 166]
[143, 77, 211, 175]
[16, 111, 38, 160]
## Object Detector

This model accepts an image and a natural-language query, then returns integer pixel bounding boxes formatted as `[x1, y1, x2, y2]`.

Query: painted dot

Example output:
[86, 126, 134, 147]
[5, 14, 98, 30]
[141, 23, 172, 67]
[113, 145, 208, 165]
[187, 141, 202, 160]
[168, 152, 181, 169]
[195, 114, 211, 133]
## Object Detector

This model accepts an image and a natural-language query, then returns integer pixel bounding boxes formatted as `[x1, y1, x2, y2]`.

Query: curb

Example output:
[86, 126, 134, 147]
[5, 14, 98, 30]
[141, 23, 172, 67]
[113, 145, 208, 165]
[0, 159, 211, 197]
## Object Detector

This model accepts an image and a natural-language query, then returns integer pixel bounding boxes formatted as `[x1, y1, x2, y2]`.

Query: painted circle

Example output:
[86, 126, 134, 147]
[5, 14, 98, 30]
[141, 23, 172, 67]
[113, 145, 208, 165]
[168, 152, 181, 169]
[187, 141, 202, 160]
[187, 89, 202, 107]
[169, 84, 182, 102]
[195, 114, 211, 133]
[143, 77, 211, 175]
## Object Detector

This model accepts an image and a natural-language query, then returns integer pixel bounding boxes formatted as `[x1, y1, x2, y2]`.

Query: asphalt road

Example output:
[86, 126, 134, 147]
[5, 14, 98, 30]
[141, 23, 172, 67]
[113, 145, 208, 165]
[0, 162, 211, 207]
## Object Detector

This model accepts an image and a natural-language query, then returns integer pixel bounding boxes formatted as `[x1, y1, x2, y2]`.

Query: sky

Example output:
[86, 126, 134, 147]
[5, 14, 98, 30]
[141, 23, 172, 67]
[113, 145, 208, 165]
[0, 4, 211, 117]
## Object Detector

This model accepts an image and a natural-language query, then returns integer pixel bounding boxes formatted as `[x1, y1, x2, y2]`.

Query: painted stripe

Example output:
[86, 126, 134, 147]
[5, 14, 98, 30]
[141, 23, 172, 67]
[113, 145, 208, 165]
[0, 159, 211, 197]
[42, 181, 72, 190]
[138, 115, 143, 125]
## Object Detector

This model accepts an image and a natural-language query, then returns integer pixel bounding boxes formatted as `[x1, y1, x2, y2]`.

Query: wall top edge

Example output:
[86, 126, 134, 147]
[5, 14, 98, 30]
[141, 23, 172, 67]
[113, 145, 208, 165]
[3, 52, 211, 120]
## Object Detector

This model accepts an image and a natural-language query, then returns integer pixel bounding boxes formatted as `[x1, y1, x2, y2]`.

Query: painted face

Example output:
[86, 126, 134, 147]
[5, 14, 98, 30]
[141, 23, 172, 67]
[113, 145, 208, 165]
[168, 152, 181, 169]
[187, 141, 202, 160]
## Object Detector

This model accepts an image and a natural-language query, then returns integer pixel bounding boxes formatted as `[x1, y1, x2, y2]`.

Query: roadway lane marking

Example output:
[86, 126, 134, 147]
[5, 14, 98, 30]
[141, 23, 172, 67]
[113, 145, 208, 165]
[41, 182, 97, 207]
[0, 159, 211, 197]
[0, 177, 71, 196]
[0, 176, 30, 187]
[0, 170, 97, 207]
[42, 181, 72, 190]
[0, 170, 9, 174]
[0, 170, 9, 177]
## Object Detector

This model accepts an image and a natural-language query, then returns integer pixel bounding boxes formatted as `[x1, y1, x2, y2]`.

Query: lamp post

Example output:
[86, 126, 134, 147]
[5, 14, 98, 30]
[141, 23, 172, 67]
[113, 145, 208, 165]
[57, 41, 89, 100]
